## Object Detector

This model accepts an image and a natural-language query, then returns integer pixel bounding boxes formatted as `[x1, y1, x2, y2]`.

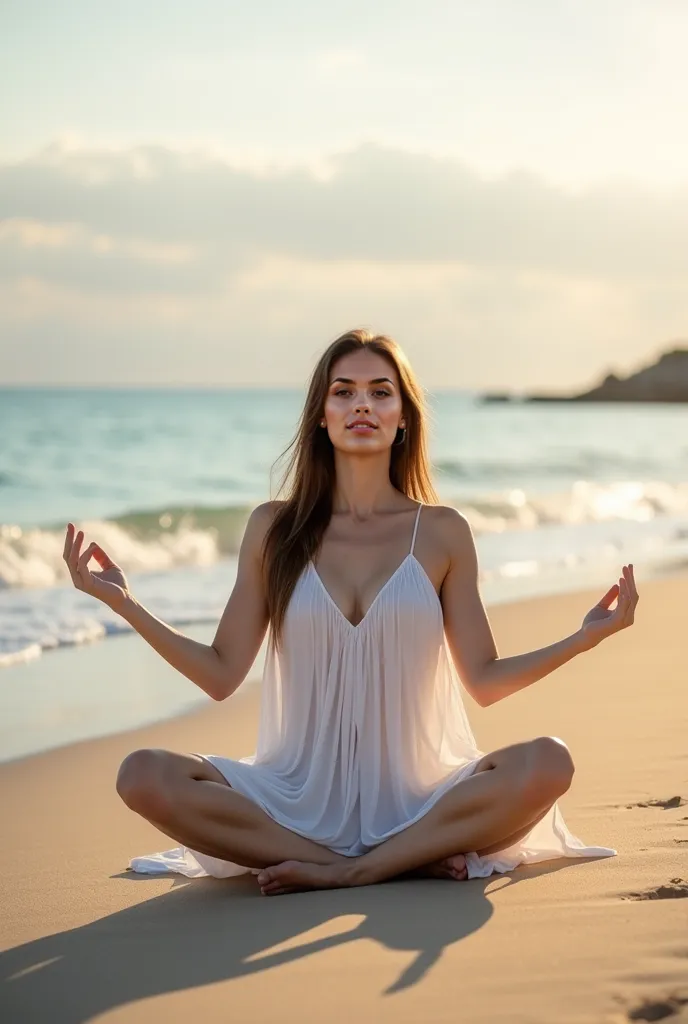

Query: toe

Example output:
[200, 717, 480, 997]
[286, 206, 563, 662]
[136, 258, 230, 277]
[263, 885, 298, 896]
[448, 855, 468, 880]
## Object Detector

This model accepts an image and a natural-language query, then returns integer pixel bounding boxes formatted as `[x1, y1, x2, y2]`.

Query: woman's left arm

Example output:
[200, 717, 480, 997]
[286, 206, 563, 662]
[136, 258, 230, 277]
[440, 508, 639, 708]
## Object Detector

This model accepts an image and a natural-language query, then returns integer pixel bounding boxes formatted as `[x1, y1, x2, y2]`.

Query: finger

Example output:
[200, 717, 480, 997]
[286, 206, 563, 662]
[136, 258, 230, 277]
[63, 528, 83, 587]
[63, 522, 74, 561]
[76, 543, 97, 583]
[597, 584, 619, 609]
[621, 578, 635, 625]
[613, 578, 627, 614]
[625, 564, 639, 604]
[65, 558, 82, 589]
[623, 569, 637, 617]
[619, 578, 633, 620]
[77, 542, 96, 569]
[69, 529, 84, 570]
[91, 543, 114, 568]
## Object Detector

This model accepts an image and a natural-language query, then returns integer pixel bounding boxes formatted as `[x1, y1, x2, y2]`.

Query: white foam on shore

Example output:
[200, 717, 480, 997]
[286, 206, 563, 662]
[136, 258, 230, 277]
[0, 517, 221, 589]
[3, 480, 688, 591]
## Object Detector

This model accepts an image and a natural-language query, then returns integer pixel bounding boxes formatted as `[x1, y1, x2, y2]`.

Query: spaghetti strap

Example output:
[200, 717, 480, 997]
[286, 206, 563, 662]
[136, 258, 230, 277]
[409, 502, 422, 555]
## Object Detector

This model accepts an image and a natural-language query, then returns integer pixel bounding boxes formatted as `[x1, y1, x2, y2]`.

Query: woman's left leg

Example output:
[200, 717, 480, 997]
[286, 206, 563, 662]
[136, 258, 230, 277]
[412, 798, 556, 880]
[475, 799, 554, 856]
[257, 736, 574, 894]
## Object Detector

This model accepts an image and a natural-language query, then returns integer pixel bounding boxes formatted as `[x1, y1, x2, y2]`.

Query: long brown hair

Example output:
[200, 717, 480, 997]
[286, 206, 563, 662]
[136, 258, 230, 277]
[262, 328, 440, 651]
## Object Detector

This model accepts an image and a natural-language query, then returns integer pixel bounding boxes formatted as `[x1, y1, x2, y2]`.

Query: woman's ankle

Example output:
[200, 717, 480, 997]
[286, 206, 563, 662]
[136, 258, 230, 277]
[341, 854, 380, 888]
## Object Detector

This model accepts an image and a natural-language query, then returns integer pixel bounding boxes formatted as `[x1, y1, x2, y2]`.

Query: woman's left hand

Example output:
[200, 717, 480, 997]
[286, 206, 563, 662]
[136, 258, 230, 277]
[580, 564, 639, 648]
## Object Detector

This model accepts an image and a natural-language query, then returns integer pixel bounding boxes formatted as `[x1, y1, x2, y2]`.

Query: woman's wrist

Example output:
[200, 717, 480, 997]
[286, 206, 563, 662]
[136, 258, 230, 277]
[118, 592, 138, 620]
[574, 628, 599, 654]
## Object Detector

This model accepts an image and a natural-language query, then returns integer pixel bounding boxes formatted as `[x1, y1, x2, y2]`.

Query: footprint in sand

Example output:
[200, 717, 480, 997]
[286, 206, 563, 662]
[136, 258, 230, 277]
[619, 878, 688, 901]
[624, 796, 686, 810]
[620, 990, 688, 1021]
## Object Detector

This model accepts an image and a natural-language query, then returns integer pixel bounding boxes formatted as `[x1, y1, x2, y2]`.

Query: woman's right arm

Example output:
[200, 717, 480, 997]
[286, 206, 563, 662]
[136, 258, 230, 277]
[65, 501, 280, 702]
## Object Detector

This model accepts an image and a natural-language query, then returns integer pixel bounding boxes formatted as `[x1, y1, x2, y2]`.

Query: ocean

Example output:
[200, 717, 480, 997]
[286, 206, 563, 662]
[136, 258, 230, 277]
[2, 385, 688, 761]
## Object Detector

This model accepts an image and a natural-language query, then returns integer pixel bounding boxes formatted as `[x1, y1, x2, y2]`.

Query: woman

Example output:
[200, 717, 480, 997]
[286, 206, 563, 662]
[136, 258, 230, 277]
[63, 329, 636, 896]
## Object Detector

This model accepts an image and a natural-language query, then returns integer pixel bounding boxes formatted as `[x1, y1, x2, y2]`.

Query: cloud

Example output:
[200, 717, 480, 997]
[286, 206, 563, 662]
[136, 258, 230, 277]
[1, 140, 687, 386]
[0, 217, 200, 294]
[3, 141, 688, 279]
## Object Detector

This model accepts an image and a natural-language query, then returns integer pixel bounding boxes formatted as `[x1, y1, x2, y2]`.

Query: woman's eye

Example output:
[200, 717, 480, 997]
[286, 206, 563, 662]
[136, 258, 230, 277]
[334, 389, 390, 397]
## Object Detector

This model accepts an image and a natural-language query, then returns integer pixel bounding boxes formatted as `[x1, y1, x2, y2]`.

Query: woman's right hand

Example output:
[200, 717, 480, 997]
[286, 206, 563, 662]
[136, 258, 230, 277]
[63, 523, 131, 612]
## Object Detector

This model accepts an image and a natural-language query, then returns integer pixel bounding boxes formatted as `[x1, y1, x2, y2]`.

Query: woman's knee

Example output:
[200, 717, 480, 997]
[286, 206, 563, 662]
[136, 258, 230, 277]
[116, 748, 176, 819]
[522, 736, 575, 803]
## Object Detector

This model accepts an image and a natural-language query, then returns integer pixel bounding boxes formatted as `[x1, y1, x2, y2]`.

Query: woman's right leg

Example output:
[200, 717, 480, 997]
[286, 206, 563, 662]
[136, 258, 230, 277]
[410, 769, 557, 879]
[116, 748, 348, 870]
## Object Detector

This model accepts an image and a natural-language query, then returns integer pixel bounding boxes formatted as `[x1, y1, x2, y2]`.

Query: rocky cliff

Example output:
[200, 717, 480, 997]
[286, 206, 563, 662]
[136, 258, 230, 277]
[481, 346, 688, 403]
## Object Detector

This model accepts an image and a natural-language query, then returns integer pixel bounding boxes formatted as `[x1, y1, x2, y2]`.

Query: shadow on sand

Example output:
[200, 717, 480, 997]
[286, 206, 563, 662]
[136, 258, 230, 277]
[2, 860, 581, 1022]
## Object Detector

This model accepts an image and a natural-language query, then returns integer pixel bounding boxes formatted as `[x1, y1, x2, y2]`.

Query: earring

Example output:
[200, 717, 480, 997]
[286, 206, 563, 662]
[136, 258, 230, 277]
[392, 423, 406, 446]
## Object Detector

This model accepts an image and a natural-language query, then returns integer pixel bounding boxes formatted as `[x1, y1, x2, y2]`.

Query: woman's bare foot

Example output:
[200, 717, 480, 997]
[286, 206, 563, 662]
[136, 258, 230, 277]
[255, 853, 469, 895]
[409, 853, 468, 881]
[256, 860, 348, 896]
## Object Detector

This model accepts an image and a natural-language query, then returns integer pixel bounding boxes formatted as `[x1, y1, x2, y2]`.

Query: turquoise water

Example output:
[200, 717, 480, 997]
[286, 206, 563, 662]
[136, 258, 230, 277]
[2, 385, 688, 761]
[3, 385, 688, 665]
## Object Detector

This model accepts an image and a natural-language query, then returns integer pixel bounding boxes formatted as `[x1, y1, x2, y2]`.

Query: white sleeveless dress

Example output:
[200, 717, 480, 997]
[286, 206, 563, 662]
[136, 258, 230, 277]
[128, 502, 616, 880]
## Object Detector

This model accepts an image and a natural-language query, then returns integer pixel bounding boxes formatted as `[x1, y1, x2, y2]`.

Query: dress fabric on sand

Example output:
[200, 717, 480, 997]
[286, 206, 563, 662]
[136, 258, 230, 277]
[128, 502, 616, 880]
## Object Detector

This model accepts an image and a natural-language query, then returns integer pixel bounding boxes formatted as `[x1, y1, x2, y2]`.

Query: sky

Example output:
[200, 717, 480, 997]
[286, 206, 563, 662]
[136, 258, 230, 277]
[2, 0, 688, 390]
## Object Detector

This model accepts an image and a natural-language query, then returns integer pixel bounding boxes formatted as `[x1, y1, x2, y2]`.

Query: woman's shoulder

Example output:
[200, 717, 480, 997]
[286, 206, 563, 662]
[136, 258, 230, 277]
[240, 501, 287, 550]
[252, 498, 288, 517]
[248, 500, 288, 532]
[421, 503, 473, 554]
[422, 502, 469, 529]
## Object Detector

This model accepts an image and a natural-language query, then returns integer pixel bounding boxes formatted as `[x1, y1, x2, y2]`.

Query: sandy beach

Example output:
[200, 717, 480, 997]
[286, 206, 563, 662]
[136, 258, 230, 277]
[2, 571, 687, 1023]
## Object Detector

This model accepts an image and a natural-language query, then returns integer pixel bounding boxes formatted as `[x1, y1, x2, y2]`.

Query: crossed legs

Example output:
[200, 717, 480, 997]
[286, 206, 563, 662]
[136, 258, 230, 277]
[117, 736, 574, 895]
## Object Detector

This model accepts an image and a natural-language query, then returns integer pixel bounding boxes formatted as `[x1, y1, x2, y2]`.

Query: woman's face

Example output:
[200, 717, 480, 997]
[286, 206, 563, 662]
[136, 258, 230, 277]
[321, 350, 405, 452]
